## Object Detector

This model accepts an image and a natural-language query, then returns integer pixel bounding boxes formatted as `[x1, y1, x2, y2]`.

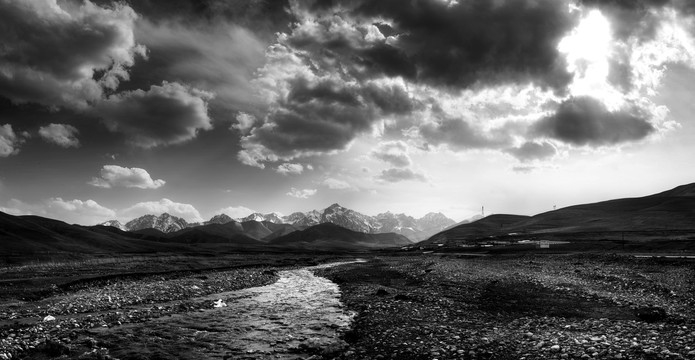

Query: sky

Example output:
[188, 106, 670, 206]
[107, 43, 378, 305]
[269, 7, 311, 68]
[2, 0, 695, 225]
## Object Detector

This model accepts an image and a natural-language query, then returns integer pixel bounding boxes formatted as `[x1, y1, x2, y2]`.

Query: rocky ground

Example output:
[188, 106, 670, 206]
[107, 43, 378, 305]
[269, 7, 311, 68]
[2, 253, 695, 359]
[0, 255, 341, 360]
[315, 254, 695, 360]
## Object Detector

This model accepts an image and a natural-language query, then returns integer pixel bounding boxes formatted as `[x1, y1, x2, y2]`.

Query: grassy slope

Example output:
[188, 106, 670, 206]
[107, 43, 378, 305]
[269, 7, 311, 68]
[423, 183, 695, 245]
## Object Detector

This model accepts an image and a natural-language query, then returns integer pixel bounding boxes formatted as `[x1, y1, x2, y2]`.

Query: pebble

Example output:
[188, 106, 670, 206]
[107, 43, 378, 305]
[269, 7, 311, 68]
[0, 268, 278, 358]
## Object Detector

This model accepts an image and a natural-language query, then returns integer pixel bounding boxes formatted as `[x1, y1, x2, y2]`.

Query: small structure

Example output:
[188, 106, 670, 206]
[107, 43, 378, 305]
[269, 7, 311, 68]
[539, 240, 550, 249]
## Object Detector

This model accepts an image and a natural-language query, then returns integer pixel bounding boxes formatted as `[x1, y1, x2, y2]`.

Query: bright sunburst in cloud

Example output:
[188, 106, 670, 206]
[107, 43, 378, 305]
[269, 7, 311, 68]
[559, 9, 624, 110]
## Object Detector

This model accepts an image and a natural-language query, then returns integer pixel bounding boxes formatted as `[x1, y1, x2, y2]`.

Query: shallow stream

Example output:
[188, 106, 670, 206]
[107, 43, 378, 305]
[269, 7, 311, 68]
[92, 261, 362, 359]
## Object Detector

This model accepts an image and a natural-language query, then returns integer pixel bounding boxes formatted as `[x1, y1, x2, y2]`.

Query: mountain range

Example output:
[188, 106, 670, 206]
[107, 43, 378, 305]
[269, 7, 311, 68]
[5, 182, 695, 257]
[100, 203, 456, 242]
[0, 210, 411, 257]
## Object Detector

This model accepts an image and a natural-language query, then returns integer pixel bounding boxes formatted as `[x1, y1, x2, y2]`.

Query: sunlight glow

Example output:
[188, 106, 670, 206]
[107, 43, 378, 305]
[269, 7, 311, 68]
[559, 9, 624, 110]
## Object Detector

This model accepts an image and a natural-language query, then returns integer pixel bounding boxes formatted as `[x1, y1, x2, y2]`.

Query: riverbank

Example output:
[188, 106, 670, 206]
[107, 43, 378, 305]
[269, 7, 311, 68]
[315, 254, 695, 360]
[0, 255, 348, 359]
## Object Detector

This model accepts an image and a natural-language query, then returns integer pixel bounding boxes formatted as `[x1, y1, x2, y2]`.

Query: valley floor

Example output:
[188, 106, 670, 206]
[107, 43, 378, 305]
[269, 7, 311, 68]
[1, 253, 694, 359]
[315, 254, 695, 360]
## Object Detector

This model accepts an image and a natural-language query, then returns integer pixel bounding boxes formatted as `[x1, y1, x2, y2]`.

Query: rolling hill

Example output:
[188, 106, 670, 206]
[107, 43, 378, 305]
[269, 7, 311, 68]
[424, 183, 695, 245]
[0, 212, 188, 256]
[423, 214, 531, 245]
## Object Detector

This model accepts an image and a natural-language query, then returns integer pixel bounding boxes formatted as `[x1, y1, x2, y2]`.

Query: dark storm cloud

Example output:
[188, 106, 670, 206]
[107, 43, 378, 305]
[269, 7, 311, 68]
[244, 86, 375, 157]
[0, 1, 143, 109]
[237, 0, 590, 167]
[418, 116, 512, 151]
[238, 66, 419, 166]
[298, 0, 578, 91]
[363, 82, 416, 115]
[101, 0, 295, 39]
[95, 82, 214, 148]
[506, 142, 557, 162]
[534, 97, 656, 146]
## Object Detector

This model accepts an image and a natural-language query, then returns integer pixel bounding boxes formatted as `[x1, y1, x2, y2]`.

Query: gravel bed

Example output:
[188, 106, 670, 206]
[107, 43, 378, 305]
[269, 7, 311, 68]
[0, 267, 278, 359]
[315, 255, 695, 360]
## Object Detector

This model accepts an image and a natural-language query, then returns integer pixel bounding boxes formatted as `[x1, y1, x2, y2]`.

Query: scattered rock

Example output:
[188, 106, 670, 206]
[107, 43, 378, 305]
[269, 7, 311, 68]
[40, 340, 70, 357]
[635, 306, 667, 323]
[43, 315, 56, 322]
[375, 289, 389, 297]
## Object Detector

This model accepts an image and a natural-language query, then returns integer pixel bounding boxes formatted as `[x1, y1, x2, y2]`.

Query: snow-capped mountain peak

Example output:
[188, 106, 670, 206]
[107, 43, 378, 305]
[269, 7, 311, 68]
[207, 214, 234, 225]
[98, 220, 127, 231]
[102, 205, 456, 240]
[241, 212, 285, 224]
[124, 213, 188, 233]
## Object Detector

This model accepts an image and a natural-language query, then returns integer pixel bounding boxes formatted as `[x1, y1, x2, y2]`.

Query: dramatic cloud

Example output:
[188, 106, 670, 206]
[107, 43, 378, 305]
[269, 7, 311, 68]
[534, 96, 656, 146]
[38, 124, 80, 148]
[238, 75, 392, 165]
[0, 124, 21, 157]
[134, 19, 266, 115]
[377, 168, 427, 183]
[5, 198, 116, 225]
[239, 0, 575, 166]
[121, 198, 203, 222]
[0, 0, 144, 109]
[121, 0, 294, 38]
[233, 113, 257, 134]
[416, 115, 512, 151]
[506, 142, 558, 162]
[234, 0, 695, 169]
[343, 0, 578, 90]
[322, 178, 355, 190]
[286, 188, 317, 199]
[95, 82, 214, 148]
[236, 17, 419, 167]
[371, 141, 412, 167]
[579, 0, 695, 41]
[275, 163, 304, 176]
[214, 206, 256, 219]
[88, 165, 166, 189]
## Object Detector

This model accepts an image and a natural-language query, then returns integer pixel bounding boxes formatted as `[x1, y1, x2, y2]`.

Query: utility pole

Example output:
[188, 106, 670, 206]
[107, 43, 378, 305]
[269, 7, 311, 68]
[482, 206, 485, 217]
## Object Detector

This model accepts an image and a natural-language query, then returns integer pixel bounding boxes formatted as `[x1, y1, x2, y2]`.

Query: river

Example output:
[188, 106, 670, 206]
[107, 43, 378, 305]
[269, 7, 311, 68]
[93, 261, 362, 359]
